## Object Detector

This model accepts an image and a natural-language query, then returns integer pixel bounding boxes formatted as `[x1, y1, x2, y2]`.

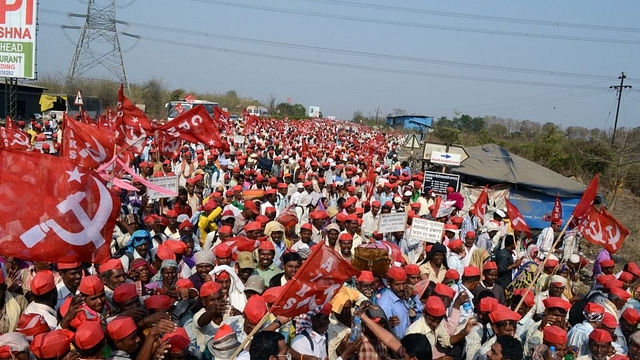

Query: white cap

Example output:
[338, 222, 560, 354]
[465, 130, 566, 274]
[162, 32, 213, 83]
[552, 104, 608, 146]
[486, 221, 500, 232]
[297, 182, 304, 189]
[403, 191, 412, 196]
[495, 209, 506, 218]
[569, 254, 581, 263]
[393, 197, 402, 203]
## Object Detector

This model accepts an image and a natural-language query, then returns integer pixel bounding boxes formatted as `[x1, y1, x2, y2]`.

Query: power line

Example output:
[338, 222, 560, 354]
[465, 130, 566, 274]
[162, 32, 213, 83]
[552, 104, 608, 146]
[40, 22, 612, 91]
[186, 0, 640, 45]
[297, 0, 640, 34]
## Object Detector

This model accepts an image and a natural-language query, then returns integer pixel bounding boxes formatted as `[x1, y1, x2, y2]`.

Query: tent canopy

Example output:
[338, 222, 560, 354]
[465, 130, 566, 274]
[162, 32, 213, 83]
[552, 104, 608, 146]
[451, 144, 587, 197]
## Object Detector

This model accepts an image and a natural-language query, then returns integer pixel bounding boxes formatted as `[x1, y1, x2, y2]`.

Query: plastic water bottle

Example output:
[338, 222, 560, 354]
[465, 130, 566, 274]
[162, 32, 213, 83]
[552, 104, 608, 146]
[349, 315, 362, 341]
[564, 353, 574, 360]
[549, 346, 557, 360]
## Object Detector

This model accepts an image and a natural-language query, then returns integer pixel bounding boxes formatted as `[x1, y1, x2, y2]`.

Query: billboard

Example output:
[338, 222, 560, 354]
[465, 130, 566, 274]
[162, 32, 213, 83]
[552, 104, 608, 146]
[308, 106, 320, 118]
[0, 0, 37, 79]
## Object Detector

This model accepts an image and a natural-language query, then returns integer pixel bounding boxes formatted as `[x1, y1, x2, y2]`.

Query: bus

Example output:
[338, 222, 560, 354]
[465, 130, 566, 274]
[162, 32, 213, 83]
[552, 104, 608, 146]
[246, 105, 268, 118]
[165, 100, 220, 120]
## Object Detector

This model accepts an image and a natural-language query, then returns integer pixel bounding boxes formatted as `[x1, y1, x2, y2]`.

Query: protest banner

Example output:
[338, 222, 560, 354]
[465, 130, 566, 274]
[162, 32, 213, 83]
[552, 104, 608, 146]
[234, 135, 245, 144]
[147, 175, 178, 200]
[377, 212, 407, 233]
[409, 218, 445, 243]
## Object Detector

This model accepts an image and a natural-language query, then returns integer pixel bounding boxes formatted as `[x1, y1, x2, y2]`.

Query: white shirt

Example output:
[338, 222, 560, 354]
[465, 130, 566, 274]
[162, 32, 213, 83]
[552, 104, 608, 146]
[361, 211, 379, 237]
[291, 330, 327, 358]
[192, 308, 220, 350]
[536, 227, 555, 258]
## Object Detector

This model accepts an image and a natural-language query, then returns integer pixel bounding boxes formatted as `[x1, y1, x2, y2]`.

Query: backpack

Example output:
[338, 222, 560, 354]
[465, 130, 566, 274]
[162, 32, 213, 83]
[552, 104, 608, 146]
[568, 290, 604, 326]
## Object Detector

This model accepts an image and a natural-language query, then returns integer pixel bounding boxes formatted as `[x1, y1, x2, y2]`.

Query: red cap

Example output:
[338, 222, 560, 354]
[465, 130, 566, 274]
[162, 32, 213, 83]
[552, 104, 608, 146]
[244, 295, 267, 324]
[339, 233, 353, 242]
[483, 261, 498, 271]
[58, 262, 82, 270]
[178, 221, 193, 231]
[543, 325, 568, 345]
[201, 281, 222, 298]
[444, 269, 460, 281]
[310, 210, 328, 220]
[243, 221, 262, 232]
[144, 295, 172, 310]
[74, 320, 105, 350]
[345, 214, 358, 222]
[620, 271, 634, 282]
[357, 270, 375, 282]
[602, 312, 618, 329]
[31, 270, 56, 295]
[100, 258, 124, 272]
[107, 316, 138, 341]
[244, 200, 259, 215]
[16, 313, 50, 337]
[165, 240, 187, 255]
[175, 279, 194, 290]
[584, 302, 605, 314]
[424, 296, 446, 317]
[319, 303, 333, 316]
[265, 189, 277, 196]
[265, 206, 276, 214]
[589, 329, 613, 343]
[600, 259, 615, 268]
[434, 283, 456, 299]
[513, 289, 535, 307]
[343, 197, 357, 208]
[300, 223, 313, 231]
[542, 297, 571, 312]
[622, 308, 640, 325]
[371, 201, 381, 207]
[444, 224, 458, 231]
[489, 304, 521, 323]
[30, 329, 74, 359]
[478, 297, 499, 312]
[218, 225, 233, 235]
[263, 286, 283, 304]
[162, 328, 191, 353]
[214, 244, 233, 258]
[387, 266, 407, 282]
[204, 200, 218, 211]
[113, 283, 138, 303]
[258, 241, 275, 251]
[79, 275, 104, 296]
[156, 244, 176, 261]
[277, 183, 288, 189]
[447, 239, 463, 250]
[609, 286, 631, 301]
[604, 279, 624, 290]
[596, 274, 616, 285]
[463, 266, 481, 277]
[545, 259, 559, 268]
[465, 230, 476, 238]
[405, 264, 420, 275]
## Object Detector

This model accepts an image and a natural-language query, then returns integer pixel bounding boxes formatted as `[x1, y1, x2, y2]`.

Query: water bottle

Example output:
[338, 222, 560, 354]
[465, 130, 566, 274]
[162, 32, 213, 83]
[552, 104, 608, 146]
[549, 346, 557, 360]
[564, 353, 574, 360]
[349, 315, 362, 341]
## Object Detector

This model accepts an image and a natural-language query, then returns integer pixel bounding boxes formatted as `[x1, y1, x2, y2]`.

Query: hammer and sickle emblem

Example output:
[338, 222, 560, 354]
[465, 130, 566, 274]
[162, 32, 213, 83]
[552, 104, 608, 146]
[78, 136, 107, 163]
[20, 178, 113, 248]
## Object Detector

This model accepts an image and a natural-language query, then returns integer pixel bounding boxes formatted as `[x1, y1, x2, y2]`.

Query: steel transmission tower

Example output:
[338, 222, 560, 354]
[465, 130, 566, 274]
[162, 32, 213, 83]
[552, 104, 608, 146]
[65, 0, 130, 91]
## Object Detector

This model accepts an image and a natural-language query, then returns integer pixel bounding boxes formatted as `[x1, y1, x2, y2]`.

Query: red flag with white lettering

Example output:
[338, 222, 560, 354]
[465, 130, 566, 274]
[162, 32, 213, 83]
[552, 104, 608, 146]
[62, 114, 115, 169]
[158, 105, 229, 152]
[184, 94, 195, 103]
[213, 106, 229, 124]
[470, 186, 489, 223]
[0, 149, 119, 263]
[115, 84, 153, 155]
[270, 243, 359, 317]
[573, 174, 599, 219]
[505, 198, 531, 237]
[578, 205, 628, 254]
[551, 194, 562, 224]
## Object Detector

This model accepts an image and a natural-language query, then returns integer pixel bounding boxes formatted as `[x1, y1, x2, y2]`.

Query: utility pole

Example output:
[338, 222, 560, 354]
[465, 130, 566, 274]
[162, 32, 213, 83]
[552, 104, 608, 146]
[610, 72, 632, 145]
[374, 106, 383, 125]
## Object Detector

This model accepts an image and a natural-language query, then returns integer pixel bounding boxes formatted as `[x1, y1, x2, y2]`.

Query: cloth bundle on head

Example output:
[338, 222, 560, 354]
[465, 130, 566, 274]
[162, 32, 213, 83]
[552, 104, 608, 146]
[195, 250, 215, 265]
[0, 332, 29, 358]
[16, 313, 50, 339]
[126, 230, 151, 254]
[150, 259, 179, 283]
[330, 286, 360, 314]
[211, 265, 246, 311]
[207, 324, 240, 360]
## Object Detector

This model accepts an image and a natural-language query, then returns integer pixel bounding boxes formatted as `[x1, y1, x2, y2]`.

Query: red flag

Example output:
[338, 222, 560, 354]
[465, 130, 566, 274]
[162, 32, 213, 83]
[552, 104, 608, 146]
[430, 196, 442, 219]
[115, 84, 153, 155]
[364, 166, 377, 201]
[573, 174, 599, 219]
[578, 205, 628, 254]
[184, 93, 195, 103]
[470, 186, 489, 223]
[505, 198, 531, 237]
[62, 114, 115, 169]
[174, 103, 184, 115]
[0, 149, 119, 263]
[0, 123, 31, 150]
[551, 194, 562, 224]
[301, 137, 309, 154]
[213, 106, 229, 124]
[270, 243, 359, 317]
[158, 105, 229, 152]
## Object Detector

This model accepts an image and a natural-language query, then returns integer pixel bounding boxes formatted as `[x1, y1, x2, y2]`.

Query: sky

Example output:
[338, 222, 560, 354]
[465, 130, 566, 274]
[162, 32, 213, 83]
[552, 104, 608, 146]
[37, 0, 640, 128]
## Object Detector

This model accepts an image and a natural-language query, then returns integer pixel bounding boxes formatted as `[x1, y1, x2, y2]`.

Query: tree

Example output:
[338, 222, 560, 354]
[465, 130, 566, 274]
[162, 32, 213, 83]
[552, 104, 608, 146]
[266, 94, 278, 116]
[392, 108, 407, 116]
[352, 110, 366, 123]
[170, 88, 185, 101]
[433, 127, 460, 144]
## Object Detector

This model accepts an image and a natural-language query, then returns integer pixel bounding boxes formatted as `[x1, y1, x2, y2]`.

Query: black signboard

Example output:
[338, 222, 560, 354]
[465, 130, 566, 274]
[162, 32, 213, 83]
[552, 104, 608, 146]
[423, 171, 460, 195]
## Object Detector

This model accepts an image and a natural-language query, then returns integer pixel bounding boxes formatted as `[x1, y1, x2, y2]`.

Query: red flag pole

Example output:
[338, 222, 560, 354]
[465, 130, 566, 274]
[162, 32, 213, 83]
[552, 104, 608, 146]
[513, 214, 573, 313]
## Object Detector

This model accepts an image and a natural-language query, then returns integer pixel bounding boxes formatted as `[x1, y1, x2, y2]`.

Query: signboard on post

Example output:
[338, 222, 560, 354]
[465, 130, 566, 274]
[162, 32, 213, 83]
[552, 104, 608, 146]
[403, 134, 422, 149]
[147, 175, 179, 200]
[430, 151, 461, 166]
[410, 218, 445, 243]
[422, 141, 469, 163]
[377, 212, 407, 233]
[74, 90, 83, 106]
[423, 171, 460, 195]
[0, 0, 37, 79]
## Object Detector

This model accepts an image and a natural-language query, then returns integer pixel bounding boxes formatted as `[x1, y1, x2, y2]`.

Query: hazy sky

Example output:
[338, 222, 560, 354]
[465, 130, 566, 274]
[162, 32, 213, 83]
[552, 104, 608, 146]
[38, 0, 640, 128]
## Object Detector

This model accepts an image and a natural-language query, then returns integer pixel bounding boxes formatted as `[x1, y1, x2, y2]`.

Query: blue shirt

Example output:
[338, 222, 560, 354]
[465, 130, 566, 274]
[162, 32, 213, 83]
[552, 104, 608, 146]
[376, 287, 411, 338]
